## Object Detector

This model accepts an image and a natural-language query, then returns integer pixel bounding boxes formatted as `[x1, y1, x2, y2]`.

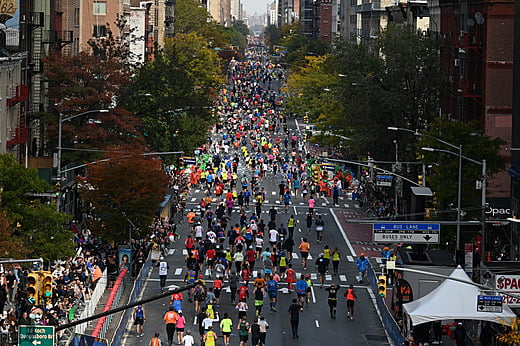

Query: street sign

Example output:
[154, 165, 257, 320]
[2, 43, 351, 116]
[376, 175, 393, 187]
[19, 325, 55, 346]
[373, 229, 440, 243]
[477, 295, 503, 313]
[373, 223, 440, 231]
[373, 223, 440, 243]
[182, 157, 196, 165]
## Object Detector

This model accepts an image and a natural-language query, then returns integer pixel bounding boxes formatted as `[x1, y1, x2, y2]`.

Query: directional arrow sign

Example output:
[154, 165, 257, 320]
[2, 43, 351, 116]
[19, 326, 54, 346]
[373, 229, 440, 244]
[477, 295, 503, 313]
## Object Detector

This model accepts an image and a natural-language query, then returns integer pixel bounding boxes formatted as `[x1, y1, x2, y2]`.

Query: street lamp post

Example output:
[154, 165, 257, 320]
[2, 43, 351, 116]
[422, 146, 487, 272]
[56, 109, 109, 211]
[388, 127, 464, 249]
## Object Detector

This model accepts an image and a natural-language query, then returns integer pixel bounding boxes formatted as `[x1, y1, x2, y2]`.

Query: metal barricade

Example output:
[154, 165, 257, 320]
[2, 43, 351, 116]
[368, 265, 405, 346]
[74, 269, 108, 334]
[111, 253, 152, 345]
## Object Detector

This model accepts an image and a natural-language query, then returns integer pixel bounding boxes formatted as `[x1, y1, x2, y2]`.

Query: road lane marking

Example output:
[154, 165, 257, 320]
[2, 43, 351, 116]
[330, 207, 356, 257]
[339, 275, 347, 282]
[292, 253, 299, 259]
[298, 228, 301, 233]
[347, 255, 354, 262]
[182, 249, 188, 256]
[311, 286, 316, 303]
[175, 268, 183, 275]
[315, 320, 320, 328]
[293, 206, 298, 215]
[272, 191, 276, 195]
[326, 274, 332, 281]
[191, 198, 196, 202]
[311, 273, 317, 280]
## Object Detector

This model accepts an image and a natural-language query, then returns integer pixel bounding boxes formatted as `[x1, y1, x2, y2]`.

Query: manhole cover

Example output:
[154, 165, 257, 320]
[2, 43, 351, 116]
[365, 335, 387, 341]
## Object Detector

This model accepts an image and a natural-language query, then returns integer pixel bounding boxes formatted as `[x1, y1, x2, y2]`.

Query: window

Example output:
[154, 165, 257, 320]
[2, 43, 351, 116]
[74, 8, 80, 26]
[93, 1, 106, 15]
[93, 25, 106, 37]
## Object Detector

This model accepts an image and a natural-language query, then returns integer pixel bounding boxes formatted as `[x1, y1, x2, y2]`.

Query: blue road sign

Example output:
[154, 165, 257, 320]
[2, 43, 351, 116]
[373, 223, 440, 231]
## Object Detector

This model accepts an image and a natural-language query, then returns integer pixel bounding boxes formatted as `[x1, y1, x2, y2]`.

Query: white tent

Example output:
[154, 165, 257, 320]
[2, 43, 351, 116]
[403, 266, 517, 327]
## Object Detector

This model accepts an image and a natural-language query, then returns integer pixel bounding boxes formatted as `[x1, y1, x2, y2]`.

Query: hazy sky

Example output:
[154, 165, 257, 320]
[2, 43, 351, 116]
[243, 0, 270, 15]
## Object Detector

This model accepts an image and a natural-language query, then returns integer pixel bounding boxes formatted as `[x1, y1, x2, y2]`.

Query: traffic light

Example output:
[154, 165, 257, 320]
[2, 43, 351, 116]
[179, 157, 185, 167]
[312, 165, 320, 183]
[27, 272, 40, 305]
[55, 182, 61, 197]
[41, 272, 53, 302]
[303, 133, 308, 141]
[417, 175, 423, 186]
[378, 275, 387, 298]
[304, 114, 309, 124]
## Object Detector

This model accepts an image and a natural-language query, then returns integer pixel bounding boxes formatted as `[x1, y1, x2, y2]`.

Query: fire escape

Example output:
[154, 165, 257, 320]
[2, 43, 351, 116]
[6, 84, 30, 151]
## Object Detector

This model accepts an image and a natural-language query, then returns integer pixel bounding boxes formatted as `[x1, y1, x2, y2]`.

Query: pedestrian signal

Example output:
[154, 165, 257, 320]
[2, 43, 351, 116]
[27, 272, 40, 305]
[378, 275, 387, 298]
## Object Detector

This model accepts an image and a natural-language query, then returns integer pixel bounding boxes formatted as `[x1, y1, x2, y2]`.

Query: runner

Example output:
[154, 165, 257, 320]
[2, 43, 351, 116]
[325, 283, 340, 319]
[315, 215, 325, 244]
[345, 284, 357, 319]
[332, 246, 341, 276]
[133, 304, 146, 337]
[163, 307, 178, 346]
[266, 274, 278, 312]
[316, 253, 327, 288]
[219, 313, 233, 346]
[295, 274, 308, 306]
[288, 298, 303, 339]
[203, 325, 217, 346]
[175, 310, 186, 345]
[237, 315, 250, 346]
[298, 238, 310, 270]
[158, 257, 169, 292]
[149, 332, 161, 346]
[356, 253, 370, 283]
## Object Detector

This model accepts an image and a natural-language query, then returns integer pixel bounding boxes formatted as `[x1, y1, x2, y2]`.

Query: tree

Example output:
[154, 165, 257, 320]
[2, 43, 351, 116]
[122, 33, 222, 160]
[173, 0, 228, 47]
[43, 22, 145, 166]
[0, 154, 74, 260]
[80, 147, 169, 242]
[0, 211, 28, 259]
[324, 25, 443, 160]
[418, 118, 505, 215]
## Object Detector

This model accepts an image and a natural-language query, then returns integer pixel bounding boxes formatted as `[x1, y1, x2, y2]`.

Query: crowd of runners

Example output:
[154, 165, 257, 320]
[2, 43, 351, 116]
[141, 36, 364, 346]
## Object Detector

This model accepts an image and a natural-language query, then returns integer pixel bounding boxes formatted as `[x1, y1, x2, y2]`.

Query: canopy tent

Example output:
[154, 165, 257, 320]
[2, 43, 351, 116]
[403, 266, 517, 327]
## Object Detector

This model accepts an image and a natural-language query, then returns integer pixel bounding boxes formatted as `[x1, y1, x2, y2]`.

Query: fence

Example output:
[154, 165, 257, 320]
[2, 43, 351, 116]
[74, 268, 108, 335]
[368, 264, 405, 346]
[111, 254, 153, 345]
[91, 268, 128, 340]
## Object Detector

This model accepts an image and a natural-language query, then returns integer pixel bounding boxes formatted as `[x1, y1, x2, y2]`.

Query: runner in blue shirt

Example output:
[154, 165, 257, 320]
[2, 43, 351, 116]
[266, 276, 279, 312]
[295, 275, 308, 306]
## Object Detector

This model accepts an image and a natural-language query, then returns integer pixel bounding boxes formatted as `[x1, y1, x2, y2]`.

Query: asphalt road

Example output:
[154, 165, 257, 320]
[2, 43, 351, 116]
[118, 115, 390, 345]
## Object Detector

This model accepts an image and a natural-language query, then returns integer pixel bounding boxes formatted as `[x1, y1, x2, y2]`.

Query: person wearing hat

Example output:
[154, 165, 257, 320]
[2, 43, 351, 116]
[355, 253, 369, 283]
[381, 247, 391, 264]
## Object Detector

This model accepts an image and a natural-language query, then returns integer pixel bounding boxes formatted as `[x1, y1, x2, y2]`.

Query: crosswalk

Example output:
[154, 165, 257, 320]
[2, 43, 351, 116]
[156, 267, 350, 283]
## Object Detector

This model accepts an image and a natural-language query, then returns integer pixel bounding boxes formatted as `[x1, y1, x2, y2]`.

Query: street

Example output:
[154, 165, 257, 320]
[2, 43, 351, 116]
[119, 38, 390, 346]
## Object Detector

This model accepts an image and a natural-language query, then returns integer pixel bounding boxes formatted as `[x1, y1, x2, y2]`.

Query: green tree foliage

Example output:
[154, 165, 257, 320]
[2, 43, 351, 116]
[173, 0, 228, 47]
[324, 25, 443, 160]
[418, 118, 505, 214]
[80, 148, 169, 242]
[0, 154, 74, 260]
[232, 20, 250, 39]
[123, 33, 223, 160]
[264, 25, 282, 46]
